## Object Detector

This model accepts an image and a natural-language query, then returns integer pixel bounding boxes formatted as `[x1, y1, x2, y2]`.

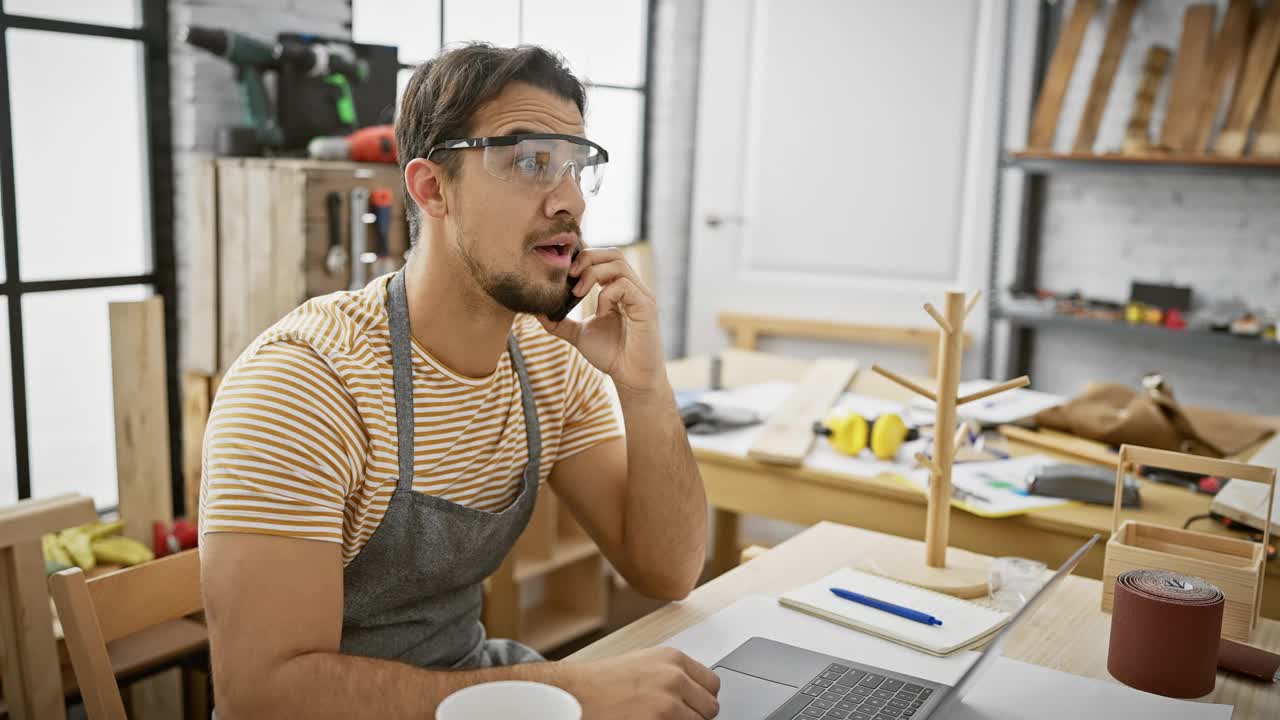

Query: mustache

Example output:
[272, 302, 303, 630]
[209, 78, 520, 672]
[525, 219, 582, 250]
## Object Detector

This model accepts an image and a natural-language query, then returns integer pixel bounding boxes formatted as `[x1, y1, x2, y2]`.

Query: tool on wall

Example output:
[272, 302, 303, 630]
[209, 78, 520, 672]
[324, 191, 348, 277]
[308, 124, 398, 164]
[369, 187, 398, 276]
[350, 187, 371, 290]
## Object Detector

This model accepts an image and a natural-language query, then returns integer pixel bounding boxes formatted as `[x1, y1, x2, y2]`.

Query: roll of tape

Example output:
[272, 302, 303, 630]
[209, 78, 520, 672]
[1107, 569, 1224, 698]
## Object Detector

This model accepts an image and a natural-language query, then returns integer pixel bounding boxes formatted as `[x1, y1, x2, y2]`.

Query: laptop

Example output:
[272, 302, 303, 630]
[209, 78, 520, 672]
[710, 535, 1099, 719]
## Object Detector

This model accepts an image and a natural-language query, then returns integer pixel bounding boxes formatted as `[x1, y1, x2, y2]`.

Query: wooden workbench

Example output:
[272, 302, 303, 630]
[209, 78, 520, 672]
[667, 349, 1280, 620]
[569, 522, 1280, 719]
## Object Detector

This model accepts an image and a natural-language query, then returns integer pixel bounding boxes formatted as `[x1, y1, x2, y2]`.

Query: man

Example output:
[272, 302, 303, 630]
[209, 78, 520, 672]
[200, 44, 720, 718]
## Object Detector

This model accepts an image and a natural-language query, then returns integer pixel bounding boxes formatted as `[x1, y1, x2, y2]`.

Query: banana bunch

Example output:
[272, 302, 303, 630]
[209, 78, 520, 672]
[41, 519, 154, 574]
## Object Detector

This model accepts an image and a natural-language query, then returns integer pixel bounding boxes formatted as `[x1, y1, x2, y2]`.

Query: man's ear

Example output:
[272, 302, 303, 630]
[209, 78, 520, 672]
[405, 158, 449, 219]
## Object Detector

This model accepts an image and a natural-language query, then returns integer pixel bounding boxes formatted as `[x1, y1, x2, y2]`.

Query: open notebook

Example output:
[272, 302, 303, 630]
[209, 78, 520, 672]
[778, 568, 1011, 656]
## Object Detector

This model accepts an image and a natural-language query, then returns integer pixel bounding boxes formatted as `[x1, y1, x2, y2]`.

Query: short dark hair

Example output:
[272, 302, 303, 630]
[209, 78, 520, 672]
[396, 43, 587, 243]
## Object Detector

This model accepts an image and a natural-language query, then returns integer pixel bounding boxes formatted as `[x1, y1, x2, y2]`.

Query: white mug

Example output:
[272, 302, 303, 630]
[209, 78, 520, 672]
[437, 680, 582, 720]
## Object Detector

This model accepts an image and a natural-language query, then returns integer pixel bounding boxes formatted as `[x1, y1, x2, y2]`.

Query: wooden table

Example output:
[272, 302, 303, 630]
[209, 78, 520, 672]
[666, 349, 1280, 620]
[569, 522, 1280, 718]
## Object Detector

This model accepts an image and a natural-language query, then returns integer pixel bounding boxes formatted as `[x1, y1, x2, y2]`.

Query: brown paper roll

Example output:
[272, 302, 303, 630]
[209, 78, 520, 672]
[1108, 569, 1223, 698]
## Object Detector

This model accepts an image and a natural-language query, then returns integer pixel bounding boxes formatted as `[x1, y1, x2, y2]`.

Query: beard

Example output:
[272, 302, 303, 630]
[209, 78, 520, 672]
[454, 214, 581, 317]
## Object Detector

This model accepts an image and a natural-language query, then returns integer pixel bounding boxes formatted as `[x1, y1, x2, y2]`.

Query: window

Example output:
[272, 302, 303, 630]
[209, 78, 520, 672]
[352, 0, 652, 247]
[0, 1, 178, 509]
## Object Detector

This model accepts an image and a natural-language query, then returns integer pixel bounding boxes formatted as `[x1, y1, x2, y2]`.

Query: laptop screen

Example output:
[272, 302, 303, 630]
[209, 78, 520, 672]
[932, 534, 1100, 713]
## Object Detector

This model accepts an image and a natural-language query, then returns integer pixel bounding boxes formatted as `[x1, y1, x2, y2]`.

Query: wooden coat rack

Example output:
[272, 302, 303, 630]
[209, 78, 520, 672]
[861, 291, 1030, 598]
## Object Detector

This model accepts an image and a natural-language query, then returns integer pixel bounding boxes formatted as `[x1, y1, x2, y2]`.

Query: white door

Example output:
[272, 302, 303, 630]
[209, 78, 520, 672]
[685, 0, 1007, 372]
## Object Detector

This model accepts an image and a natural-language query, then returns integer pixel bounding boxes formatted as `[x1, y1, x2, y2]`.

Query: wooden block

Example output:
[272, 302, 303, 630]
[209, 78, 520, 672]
[0, 541, 67, 720]
[1257, 60, 1280, 155]
[187, 155, 218, 374]
[1214, 1, 1280, 155]
[1073, 0, 1140, 153]
[1121, 45, 1172, 154]
[1027, 0, 1101, 149]
[747, 358, 860, 466]
[109, 298, 174, 545]
[1159, 4, 1217, 151]
[998, 424, 1119, 468]
[216, 159, 250, 370]
[181, 372, 212, 523]
[1190, 0, 1254, 152]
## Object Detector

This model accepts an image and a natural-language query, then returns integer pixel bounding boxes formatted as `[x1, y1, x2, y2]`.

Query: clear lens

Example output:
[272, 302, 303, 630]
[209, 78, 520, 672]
[482, 137, 607, 196]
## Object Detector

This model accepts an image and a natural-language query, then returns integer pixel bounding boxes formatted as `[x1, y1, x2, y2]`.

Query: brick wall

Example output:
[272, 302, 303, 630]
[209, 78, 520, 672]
[1025, 0, 1280, 414]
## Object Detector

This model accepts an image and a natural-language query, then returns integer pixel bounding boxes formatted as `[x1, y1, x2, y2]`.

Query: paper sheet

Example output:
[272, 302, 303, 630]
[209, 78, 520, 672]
[664, 596, 1232, 720]
[894, 454, 1078, 518]
[911, 379, 1066, 425]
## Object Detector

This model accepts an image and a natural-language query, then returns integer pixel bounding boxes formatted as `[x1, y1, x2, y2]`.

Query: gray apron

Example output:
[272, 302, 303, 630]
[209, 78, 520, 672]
[339, 269, 544, 669]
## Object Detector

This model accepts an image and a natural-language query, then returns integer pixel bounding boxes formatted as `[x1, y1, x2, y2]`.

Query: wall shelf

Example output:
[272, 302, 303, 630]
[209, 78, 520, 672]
[1006, 150, 1280, 177]
[994, 304, 1280, 355]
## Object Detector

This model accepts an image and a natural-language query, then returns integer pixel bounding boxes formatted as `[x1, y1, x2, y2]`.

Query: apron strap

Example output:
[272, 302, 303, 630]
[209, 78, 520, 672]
[387, 269, 542, 495]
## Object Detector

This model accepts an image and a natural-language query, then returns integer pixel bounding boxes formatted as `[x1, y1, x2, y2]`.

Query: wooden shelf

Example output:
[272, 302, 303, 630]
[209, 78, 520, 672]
[995, 304, 1280, 354]
[514, 537, 600, 582]
[1005, 150, 1280, 177]
[520, 605, 607, 654]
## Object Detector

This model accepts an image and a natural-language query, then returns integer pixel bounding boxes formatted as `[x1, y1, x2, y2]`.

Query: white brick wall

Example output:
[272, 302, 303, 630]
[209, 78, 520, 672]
[1025, 0, 1280, 415]
[169, 0, 350, 370]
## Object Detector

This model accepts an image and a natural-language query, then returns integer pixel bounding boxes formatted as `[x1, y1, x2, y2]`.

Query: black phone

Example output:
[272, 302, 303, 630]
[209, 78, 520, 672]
[546, 242, 583, 322]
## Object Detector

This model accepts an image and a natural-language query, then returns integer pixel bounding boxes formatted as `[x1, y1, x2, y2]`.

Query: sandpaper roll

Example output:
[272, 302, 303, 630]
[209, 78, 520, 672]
[1108, 569, 1223, 698]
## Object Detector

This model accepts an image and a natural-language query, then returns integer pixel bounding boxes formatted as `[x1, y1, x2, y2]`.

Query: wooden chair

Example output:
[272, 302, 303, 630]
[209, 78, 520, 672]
[718, 311, 974, 377]
[48, 550, 202, 720]
[0, 494, 97, 720]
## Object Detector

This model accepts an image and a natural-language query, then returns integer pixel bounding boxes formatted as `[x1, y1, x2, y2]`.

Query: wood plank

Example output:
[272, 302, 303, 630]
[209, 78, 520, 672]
[1072, 0, 1140, 153]
[1027, 0, 1101, 149]
[109, 298, 174, 546]
[997, 425, 1119, 468]
[245, 164, 278, 341]
[187, 155, 218, 374]
[1214, 1, 1280, 155]
[181, 372, 211, 523]
[271, 166, 308, 321]
[746, 358, 859, 466]
[1190, 0, 1254, 152]
[1120, 45, 1172, 154]
[216, 159, 250, 370]
[1009, 147, 1280, 168]
[1159, 4, 1217, 151]
[1257, 59, 1280, 155]
[0, 542, 67, 720]
[89, 552, 202, 645]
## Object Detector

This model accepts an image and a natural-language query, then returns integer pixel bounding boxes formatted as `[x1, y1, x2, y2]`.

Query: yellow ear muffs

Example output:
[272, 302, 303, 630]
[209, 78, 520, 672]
[815, 412, 916, 460]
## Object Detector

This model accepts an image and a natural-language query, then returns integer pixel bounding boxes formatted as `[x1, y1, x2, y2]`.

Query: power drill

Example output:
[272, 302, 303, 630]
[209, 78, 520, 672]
[182, 25, 284, 155]
[182, 26, 368, 156]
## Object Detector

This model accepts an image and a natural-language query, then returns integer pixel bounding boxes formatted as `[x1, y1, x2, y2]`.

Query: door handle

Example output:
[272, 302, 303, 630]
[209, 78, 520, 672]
[705, 214, 745, 229]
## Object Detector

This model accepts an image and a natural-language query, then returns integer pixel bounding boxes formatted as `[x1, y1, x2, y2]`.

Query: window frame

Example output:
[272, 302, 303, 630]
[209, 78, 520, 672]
[0, 0, 180, 508]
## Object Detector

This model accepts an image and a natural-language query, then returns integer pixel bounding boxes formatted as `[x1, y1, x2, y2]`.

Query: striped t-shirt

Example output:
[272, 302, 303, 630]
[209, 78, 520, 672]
[199, 274, 622, 566]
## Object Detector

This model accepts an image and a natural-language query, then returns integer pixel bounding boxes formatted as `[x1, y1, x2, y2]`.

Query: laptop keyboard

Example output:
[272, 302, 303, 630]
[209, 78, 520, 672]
[768, 663, 935, 720]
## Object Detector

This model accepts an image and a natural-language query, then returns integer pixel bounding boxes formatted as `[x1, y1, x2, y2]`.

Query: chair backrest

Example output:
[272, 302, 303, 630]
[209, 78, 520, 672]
[48, 549, 202, 720]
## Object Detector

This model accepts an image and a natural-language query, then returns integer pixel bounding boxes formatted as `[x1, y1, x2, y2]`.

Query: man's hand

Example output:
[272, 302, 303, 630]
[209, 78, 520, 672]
[563, 647, 721, 719]
[538, 247, 665, 395]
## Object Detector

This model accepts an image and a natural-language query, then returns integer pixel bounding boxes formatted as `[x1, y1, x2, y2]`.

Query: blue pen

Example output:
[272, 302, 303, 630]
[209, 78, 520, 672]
[829, 587, 943, 626]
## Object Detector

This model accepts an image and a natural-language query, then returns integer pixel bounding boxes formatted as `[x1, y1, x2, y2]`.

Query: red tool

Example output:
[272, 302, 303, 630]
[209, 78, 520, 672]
[153, 519, 199, 557]
[307, 124, 397, 164]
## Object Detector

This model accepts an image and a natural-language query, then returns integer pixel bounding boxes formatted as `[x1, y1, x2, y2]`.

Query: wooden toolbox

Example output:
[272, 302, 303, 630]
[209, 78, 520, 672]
[1101, 445, 1275, 642]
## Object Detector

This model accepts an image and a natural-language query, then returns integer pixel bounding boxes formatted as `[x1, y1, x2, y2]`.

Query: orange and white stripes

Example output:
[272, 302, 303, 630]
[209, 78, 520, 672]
[200, 276, 621, 566]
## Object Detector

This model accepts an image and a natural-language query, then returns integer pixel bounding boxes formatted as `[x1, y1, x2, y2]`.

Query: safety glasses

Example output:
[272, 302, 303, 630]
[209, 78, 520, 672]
[426, 133, 609, 197]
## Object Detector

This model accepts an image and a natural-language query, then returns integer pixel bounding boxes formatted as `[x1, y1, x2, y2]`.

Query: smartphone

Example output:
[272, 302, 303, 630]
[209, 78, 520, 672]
[546, 240, 583, 322]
